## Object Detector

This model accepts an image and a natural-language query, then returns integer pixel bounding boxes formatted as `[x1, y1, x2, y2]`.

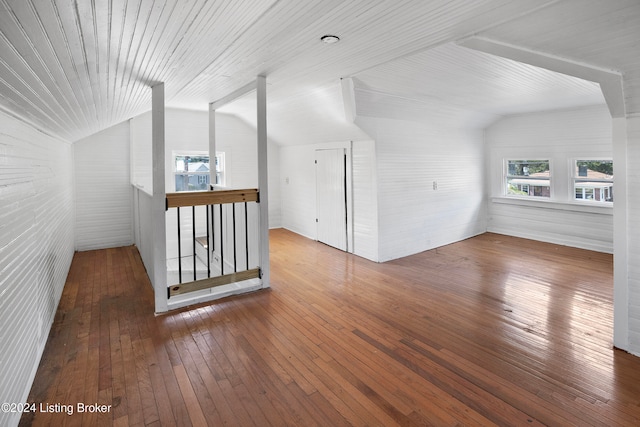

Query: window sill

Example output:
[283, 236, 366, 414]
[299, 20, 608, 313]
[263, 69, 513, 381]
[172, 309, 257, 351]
[491, 196, 613, 215]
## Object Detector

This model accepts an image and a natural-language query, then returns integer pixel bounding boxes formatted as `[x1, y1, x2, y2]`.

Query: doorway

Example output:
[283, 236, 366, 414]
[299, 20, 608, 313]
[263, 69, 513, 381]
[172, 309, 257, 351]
[315, 148, 348, 251]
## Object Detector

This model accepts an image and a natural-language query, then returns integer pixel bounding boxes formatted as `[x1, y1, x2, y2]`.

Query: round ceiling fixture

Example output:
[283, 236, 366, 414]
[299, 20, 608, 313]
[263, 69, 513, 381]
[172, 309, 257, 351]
[320, 34, 340, 44]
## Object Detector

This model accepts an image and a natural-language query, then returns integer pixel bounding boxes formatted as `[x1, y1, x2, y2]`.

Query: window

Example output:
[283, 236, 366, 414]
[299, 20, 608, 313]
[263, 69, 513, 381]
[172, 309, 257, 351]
[174, 152, 225, 192]
[573, 160, 613, 203]
[506, 159, 550, 198]
[214, 152, 225, 187]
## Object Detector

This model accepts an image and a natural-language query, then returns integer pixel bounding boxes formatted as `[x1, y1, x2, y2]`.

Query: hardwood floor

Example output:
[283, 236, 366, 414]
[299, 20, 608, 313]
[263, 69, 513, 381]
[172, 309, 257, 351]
[21, 229, 640, 426]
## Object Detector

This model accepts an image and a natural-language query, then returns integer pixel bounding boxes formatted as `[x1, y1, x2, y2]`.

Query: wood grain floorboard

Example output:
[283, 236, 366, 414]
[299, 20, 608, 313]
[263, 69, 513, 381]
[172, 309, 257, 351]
[20, 229, 640, 426]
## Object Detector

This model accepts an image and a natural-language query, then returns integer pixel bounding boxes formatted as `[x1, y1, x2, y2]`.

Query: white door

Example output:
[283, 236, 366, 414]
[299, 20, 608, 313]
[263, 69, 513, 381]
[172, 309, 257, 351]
[316, 149, 347, 251]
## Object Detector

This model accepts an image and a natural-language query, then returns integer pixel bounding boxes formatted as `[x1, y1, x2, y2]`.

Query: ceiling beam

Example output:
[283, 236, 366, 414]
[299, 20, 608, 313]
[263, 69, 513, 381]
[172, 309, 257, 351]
[209, 81, 257, 111]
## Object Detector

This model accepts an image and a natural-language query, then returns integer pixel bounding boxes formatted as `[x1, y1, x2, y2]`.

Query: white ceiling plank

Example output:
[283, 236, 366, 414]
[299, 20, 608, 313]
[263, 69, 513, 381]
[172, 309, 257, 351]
[459, 36, 624, 118]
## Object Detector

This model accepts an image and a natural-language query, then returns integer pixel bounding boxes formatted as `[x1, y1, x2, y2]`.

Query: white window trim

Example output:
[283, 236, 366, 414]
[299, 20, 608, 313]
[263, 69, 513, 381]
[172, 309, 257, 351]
[504, 159, 552, 200]
[570, 158, 613, 205]
[214, 152, 226, 188]
[491, 196, 612, 215]
[172, 151, 225, 192]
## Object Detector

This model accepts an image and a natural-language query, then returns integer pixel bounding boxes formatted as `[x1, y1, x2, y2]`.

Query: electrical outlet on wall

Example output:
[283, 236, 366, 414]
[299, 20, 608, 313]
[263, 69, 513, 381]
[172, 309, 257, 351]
[433, 180, 438, 190]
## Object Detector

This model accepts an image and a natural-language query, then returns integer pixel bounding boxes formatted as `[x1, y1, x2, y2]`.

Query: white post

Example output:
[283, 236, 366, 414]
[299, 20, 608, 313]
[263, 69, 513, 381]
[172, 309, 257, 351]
[256, 75, 270, 287]
[612, 116, 628, 351]
[209, 104, 216, 188]
[152, 83, 168, 313]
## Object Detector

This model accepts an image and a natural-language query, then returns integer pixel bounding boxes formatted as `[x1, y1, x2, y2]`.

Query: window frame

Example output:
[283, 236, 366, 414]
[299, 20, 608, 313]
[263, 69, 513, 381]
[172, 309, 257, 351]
[571, 158, 613, 204]
[504, 159, 552, 200]
[214, 152, 225, 187]
[172, 151, 225, 192]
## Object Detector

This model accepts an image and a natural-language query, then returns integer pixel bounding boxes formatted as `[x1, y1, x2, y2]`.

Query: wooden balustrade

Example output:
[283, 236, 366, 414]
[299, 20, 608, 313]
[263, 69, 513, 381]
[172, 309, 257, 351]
[165, 188, 261, 298]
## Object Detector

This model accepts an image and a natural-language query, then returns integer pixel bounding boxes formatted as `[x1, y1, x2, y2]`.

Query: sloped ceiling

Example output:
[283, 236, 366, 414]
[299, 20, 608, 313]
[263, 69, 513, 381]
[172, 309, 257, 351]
[351, 42, 604, 129]
[0, 0, 638, 143]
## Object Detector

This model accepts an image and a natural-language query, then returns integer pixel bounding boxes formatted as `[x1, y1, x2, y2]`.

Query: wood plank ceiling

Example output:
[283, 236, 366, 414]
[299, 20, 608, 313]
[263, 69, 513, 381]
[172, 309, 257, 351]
[0, 0, 638, 143]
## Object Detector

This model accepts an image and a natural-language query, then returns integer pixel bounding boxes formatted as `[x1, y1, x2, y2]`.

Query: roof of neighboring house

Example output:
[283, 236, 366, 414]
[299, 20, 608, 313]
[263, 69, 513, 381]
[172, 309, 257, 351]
[577, 169, 613, 179]
[511, 168, 612, 187]
[188, 163, 210, 172]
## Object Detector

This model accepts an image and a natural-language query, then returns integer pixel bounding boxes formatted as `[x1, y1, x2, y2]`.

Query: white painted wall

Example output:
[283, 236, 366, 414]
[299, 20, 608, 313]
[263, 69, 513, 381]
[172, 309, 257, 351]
[221, 80, 372, 147]
[356, 116, 487, 262]
[130, 112, 153, 195]
[133, 186, 155, 284]
[485, 105, 613, 253]
[626, 114, 640, 354]
[615, 64, 640, 355]
[351, 140, 378, 261]
[279, 144, 319, 240]
[0, 112, 75, 427]
[74, 121, 133, 250]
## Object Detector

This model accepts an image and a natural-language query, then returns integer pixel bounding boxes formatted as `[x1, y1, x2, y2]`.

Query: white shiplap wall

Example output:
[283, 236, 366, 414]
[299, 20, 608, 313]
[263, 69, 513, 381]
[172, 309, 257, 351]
[621, 36, 640, 353]
[352, 140, 379, 262]
[485, 105, 613, 253]
[74, 121, 133, 250]
[356, 116, 486, 262]
[133, 187, 155, 284]
[130, 112, 153, 195]
[0, 112, 75, 427]
[626, 115, 640, 354]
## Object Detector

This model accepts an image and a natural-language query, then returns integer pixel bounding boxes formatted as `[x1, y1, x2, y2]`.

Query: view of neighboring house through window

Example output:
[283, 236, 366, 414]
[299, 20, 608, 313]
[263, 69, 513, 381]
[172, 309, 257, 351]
[506, 159, 550, 198]
[574, 160, 613, 203]
[174, 152, 225, 191]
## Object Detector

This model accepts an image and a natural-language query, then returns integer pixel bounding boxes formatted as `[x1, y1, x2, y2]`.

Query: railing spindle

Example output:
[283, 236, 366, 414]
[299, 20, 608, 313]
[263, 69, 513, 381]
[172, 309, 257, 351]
[177, 207, 182, 283]
[245, 202, 249, 271]
[233, 203, 237, 272]
[192, 206, 196, 282]
[206, 204, 210, 278]
[219, 204, 224, 275]
[210, 204, 215, 252]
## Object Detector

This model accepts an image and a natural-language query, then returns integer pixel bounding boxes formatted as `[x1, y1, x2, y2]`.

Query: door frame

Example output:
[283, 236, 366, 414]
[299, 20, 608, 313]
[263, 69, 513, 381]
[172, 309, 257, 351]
[314, 142, 354, 253]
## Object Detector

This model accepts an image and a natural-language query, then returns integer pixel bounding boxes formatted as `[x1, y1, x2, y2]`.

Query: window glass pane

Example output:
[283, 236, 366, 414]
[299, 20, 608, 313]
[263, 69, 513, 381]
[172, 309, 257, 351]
[506, 160, 550, 198]
[175, 155, 210, 172]
[175, 173, 210, 191]
[174, 154, 210, 191]
[573, 160, 613, 203]
[575, 160, 613, 178]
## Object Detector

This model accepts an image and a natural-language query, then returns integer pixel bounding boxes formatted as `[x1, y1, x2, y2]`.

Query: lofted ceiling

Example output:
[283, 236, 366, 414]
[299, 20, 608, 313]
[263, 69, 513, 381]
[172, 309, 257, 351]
[352, 42, 604, 128]
[0, 0, 638, 143]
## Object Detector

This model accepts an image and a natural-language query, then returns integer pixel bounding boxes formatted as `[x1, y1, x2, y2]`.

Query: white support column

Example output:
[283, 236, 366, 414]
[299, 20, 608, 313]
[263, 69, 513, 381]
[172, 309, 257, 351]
[256, 75, 270, 287]
[209, 104, 216, 187]
[152, 83, 168, 313]
[613, 117, 628, 350]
